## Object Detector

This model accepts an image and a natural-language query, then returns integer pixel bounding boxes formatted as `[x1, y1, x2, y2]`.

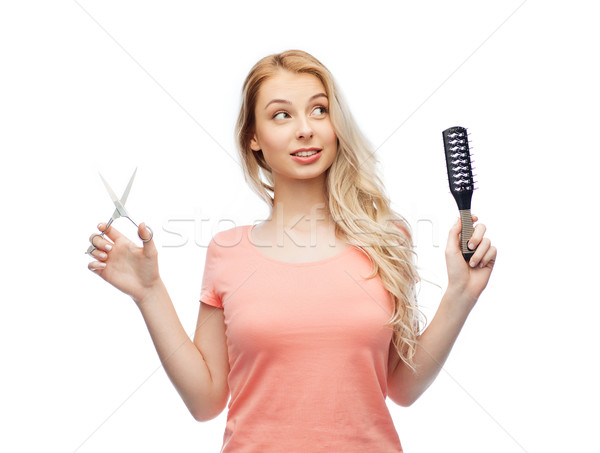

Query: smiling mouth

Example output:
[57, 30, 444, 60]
[291, 149, 322, 157]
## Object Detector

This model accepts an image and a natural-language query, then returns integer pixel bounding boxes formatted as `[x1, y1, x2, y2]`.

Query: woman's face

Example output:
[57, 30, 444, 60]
[250, 70, 338, 183]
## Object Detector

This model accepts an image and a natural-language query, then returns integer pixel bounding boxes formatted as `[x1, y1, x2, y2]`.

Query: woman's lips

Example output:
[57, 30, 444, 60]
[290, 150, 322, 164]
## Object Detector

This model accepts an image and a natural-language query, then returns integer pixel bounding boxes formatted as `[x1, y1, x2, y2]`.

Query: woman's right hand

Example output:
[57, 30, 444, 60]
[87, 222, 160, 305]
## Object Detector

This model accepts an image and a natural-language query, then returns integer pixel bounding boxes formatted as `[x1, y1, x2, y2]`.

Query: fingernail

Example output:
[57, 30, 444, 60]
[105, 244, 112, 251]
[92, 262, 106, 270]
[98, 223, 104, 229]
[98, 252, 107, 259]
[470, 260, 477, 268]
[468, 242, 475, 250]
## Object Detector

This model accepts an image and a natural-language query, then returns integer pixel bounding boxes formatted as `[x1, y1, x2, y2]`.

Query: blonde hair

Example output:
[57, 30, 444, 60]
[235, 50, 423, 370]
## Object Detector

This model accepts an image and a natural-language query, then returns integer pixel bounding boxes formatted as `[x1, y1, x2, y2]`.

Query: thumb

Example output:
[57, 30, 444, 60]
[446, 218, 462, 255]
[138, 222, 157, 256]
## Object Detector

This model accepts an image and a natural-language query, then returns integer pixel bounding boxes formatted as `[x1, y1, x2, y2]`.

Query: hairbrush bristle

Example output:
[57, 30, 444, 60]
[446, 132, 473, 188]
[442, 126, 475, 210]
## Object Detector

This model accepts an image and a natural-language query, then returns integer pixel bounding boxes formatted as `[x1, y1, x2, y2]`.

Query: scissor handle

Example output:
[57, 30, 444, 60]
[112, 216, 153, 243]
[85, 218, 113, 255]
[85, 218, 152, 255]
[140, 226, 153, 243]
[118, 216, 152, 242]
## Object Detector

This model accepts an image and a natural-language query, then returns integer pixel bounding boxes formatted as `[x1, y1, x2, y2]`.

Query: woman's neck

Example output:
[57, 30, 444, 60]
[265, 175, 334, 233]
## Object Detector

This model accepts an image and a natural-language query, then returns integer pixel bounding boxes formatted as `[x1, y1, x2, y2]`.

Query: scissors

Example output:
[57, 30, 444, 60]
[86, 168, 153, 255]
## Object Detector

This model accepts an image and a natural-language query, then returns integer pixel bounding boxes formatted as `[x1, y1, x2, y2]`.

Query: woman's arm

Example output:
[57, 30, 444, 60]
[387, 215, 497, 407]
[87, 222, 229, 421]
[137, 283, 230, 421]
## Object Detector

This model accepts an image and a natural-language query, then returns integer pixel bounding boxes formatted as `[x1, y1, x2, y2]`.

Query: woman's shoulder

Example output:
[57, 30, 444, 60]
[208, 224, 252, 248]
[389, 219, 412, 244]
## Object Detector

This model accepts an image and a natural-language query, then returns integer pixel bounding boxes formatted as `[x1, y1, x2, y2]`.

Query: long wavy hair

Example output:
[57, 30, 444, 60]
[234, 50, 423, 370]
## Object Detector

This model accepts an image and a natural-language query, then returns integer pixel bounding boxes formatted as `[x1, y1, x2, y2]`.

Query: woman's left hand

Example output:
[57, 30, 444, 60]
[445, 215, 497, 307]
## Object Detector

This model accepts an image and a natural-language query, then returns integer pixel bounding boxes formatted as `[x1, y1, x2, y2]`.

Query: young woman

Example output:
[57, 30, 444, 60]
[86, 50, 497, 452]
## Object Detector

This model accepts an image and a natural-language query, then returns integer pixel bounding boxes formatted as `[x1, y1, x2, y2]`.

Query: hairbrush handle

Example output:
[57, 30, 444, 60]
[459, 209, 474, 262]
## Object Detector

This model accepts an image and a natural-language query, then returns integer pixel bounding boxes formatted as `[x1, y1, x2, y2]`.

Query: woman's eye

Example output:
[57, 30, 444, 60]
[273, 111, 289, 120]
[313, 106, 328, 116]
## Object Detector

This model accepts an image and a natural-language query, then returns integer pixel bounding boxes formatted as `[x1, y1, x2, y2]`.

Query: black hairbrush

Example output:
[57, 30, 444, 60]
[442, 126, 476, 262]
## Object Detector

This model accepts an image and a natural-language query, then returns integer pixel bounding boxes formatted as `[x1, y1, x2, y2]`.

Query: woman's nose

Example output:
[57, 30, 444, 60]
[296, 118, 314, 140]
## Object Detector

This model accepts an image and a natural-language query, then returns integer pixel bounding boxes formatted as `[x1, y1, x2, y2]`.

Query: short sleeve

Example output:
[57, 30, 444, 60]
[199, 238, 223, 309]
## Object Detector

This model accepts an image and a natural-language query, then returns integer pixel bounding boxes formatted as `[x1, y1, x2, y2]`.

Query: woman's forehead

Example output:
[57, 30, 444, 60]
[258, 71, 326, 104]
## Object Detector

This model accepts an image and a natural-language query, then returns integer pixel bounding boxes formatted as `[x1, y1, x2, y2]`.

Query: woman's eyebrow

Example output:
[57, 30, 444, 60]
[264, 93, 328, 110]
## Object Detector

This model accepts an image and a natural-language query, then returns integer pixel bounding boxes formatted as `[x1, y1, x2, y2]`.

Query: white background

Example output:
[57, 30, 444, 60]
[1, 1, 598, 452]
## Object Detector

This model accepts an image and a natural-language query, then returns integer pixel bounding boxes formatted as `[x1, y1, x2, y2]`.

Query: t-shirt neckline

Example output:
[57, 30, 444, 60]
[246, 224, 355, 267]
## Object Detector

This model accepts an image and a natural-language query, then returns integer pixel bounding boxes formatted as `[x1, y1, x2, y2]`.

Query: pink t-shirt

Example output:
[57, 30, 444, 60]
[199, 224, 403, 452]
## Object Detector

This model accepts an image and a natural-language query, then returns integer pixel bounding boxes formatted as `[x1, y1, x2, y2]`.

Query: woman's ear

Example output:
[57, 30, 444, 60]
[250, 133, 261, 152]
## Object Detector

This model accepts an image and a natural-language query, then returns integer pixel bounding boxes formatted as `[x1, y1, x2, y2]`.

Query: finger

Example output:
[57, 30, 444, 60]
[468, 237, 491, 268]
[89, 232, 114, 252]
[479, 245, 497, 269]
[89, 247, 108, 261]
[138, 222, 157, 257]
[88, 261, 106, 272]
[467, 223, 487, 251]
[99, 222, 125, 243]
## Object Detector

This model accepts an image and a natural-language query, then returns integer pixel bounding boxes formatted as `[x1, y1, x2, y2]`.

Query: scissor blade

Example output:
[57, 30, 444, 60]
[99, 173, 128, 218]
[120, 167, 137, 206]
